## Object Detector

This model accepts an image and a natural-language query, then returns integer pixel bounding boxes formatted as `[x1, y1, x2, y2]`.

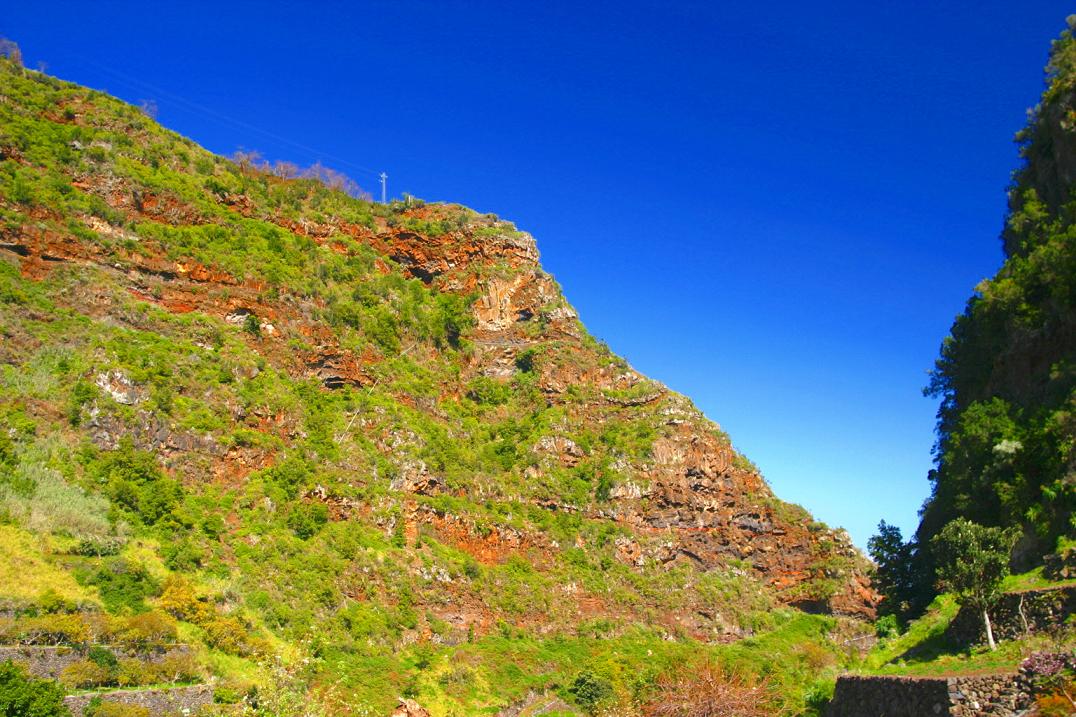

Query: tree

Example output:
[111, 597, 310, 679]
[231, 148, 267, 174]
[272, 160, 299, 179]
[868, 520, 930, 620]
[567, 670, 612, 715]
[0, 660, 70, 717]
[137, 99, 158, 120]
[931, 519, 1019, 650]
[301, 161, 370, 200]
[0, 38, 22, 68]
[915, 19, 1076, 577]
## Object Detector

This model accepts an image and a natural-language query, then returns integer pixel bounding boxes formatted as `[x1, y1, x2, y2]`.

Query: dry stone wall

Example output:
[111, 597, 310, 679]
[63, 684, 213, 717]
[0, 644, 192, 680]
[945, 585, 1076, 646]
[826, 673, 1032, 717]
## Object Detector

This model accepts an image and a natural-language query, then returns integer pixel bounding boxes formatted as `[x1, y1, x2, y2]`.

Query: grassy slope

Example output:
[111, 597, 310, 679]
[856, 570, 1074, 679]
[0, 57, 869, 716]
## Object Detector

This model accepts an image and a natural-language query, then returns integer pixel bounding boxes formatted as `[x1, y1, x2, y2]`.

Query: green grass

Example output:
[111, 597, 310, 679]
[0, 525, 98, 604]
[0, 56, 881, 716]
[1001, 566, 1076, 592]
[322, 611, 849, 716]
[860, 570, 1076, 678]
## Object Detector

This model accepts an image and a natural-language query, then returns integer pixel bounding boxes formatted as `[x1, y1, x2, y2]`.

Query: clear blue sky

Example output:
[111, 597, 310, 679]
[4, 2, 1070, 548]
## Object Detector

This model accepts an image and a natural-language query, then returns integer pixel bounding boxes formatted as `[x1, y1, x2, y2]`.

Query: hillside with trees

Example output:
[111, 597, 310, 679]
[870, 21, 1076, 625]
[920, 18, 1076, 558]
[0, 47, 878, 716]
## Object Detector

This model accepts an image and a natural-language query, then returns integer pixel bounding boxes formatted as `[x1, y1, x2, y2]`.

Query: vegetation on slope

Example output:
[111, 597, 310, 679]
[920, 20, 1076, 561]
[0, 48, 872, 716]
[871, 19, 1076, 623]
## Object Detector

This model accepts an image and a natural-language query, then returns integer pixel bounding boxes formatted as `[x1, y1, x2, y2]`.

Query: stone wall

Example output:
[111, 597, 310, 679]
[945, 585, 1076, 646]
[63, 684, 213, 717]
[826, 673, 1032, 717]
[0, 644, 192, 679]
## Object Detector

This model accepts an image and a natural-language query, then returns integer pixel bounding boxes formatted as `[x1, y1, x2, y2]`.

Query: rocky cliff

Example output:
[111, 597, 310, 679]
[0, 56, 875, 713]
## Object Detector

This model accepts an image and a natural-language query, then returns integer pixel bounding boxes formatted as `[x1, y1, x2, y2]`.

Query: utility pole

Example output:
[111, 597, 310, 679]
[379, 172, 387, 204]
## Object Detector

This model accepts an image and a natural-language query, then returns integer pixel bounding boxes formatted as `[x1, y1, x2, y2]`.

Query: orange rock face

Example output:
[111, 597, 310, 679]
[0, 155, 878, 627]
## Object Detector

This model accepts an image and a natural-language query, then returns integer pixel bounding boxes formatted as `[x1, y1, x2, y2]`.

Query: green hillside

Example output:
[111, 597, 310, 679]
[914, 21, 1076, 585]
[0, 54, 876, 716]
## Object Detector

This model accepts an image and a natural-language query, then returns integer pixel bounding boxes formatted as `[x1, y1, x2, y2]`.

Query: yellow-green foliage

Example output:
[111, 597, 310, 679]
[59, 659, 112, 689]
[0, 55, 867, 716]
[0, 525, 96, 603]
[85, 701, 150, 717]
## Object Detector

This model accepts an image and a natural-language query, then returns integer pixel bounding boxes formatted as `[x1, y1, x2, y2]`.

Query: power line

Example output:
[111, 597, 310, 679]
[64, 53, 386, 180]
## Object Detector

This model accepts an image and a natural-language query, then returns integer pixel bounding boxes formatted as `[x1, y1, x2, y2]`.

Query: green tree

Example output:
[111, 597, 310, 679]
[286, 502, 329, 539]
[868, 520, 929, 620]
[0, 660, 70, 717]
[89, 441, 183, 527]
[567, 670, 612, 715]
[931, 519, 1019, 650]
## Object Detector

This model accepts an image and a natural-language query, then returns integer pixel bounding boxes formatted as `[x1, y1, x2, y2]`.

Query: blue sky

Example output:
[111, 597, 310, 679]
[4, 2, 1071, 548]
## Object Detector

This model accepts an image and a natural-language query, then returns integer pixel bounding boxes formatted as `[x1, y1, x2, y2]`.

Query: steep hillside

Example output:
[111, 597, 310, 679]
[0, 56, 874, 714]
[918, 24, 1076, 564]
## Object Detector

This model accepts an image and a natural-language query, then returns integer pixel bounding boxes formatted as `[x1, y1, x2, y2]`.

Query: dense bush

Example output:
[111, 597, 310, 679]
[0, 660, 70, 717]
[59, 658, 113, 688]
[287, 502, 329, 539]
[0, 613, 90, 646]
[158, 576, 213, 623]
[113, 611, 177, 650]
[86, 443, 183, 527]
[566, 670, 613, 714]
[77, 559, 159, 614]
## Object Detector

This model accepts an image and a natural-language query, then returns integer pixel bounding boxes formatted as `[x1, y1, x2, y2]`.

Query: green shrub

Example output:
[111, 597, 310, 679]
[0, 660, 70, 716]
[287, 502, 328, 539]
[161, 538, 204, 572]
[87, 443, 183, 527]
[514, 348, 538, 373]
[262, 455, 313, 499]
[201, 514, 225, 539]
[567, 670, 612, 714]
[466, 376, 512, 405]
[803, 679, 835, 716]
[35, 589, 77, 615]
[67, 380, 96, 426]
[87, 645, 119, 672]
[59, 659, 113, 688]
[874, 614, 901, 639]
[78, 560, 159, 614]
